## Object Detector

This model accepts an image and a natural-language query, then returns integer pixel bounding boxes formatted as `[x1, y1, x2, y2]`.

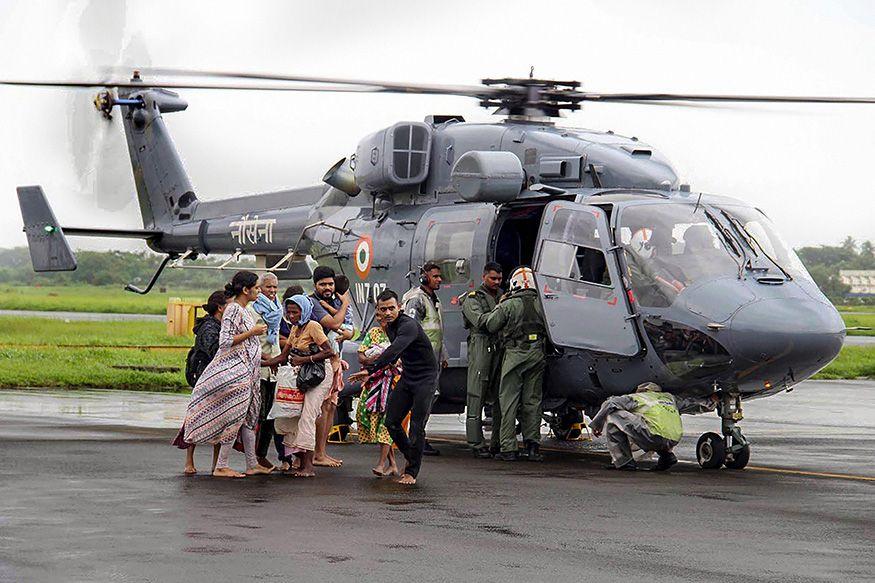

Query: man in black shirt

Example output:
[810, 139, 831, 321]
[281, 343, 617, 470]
[348, 289, 438, 485]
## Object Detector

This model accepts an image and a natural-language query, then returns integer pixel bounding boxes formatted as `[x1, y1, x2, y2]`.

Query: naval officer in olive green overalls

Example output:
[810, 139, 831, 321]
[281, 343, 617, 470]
[460, 261, 504, 458]
[480, 267, 548, 462]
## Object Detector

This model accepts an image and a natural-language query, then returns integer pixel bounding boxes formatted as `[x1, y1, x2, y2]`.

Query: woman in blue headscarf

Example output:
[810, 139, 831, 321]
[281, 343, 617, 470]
[262, 295, 335, 477]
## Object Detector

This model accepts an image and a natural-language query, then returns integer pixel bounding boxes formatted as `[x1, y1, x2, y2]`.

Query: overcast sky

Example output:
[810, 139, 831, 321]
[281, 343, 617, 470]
[0, 0, 873, 252]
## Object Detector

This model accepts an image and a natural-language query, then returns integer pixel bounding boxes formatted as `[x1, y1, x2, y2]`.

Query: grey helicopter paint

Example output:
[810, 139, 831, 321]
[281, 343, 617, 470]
[11, 71, 860, 469]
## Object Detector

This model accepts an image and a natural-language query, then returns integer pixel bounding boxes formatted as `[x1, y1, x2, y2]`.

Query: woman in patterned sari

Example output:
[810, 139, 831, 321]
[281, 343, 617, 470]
[356, 313, 401, 477]
[182, 271, 272, 478]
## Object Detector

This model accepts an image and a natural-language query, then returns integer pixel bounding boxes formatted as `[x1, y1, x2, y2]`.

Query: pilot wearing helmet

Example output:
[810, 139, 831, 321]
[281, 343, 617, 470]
[479, 266, 548, 462]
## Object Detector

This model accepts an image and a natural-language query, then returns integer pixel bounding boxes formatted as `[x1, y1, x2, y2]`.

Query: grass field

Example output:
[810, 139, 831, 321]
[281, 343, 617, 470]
[813, 346, 875, 380]
[0, 316, 192, 347]
[840, 312, 875, 336]
[0, 285, 211, 315]
[837, 305, 875, 313]
[0, 317, 190, 390]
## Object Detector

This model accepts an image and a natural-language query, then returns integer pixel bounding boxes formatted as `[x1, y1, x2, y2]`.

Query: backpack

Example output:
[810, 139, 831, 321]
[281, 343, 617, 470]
[184, 344, 211, 388]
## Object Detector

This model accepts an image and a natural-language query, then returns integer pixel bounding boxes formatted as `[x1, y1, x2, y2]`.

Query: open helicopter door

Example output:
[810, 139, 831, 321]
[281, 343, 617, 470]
[533, 201, 641, 356]
[411, 203, 498, 364]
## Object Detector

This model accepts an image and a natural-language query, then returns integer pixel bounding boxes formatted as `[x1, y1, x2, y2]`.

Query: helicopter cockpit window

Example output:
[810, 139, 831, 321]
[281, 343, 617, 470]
[424, 221, 474, 283]
[717, 205, 813, 282]
[620, 204, 740, 308]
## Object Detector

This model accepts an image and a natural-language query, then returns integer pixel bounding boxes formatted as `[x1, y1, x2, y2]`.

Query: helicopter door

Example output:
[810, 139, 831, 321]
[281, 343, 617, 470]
[411, 203, 498, 364]
[533, 201, 641, 356]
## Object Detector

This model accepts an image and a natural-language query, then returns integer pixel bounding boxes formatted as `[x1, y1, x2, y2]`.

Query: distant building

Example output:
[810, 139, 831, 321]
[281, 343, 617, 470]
[839, 270, 875, 297]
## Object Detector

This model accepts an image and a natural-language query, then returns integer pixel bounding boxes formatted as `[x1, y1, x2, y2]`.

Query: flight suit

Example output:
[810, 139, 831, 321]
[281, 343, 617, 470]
[460, 284, 502, 452]
[481, 288, 547, 454]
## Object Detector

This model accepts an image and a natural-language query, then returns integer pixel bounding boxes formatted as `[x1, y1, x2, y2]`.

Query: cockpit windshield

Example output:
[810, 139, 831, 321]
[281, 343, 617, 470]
[716, 205, 813, 282]
[619, 203, 741, 308]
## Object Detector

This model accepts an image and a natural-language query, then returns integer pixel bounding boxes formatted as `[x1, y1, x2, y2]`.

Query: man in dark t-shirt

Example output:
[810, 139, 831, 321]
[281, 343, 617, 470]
[348, 289, 438, 485]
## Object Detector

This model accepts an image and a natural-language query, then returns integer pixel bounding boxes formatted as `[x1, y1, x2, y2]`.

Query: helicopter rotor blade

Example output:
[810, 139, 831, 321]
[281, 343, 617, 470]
[576, 92, 875, 105]
[110, 67, 508, 99]
[5, 71, 874, 111]
[0, 78, 398, 93]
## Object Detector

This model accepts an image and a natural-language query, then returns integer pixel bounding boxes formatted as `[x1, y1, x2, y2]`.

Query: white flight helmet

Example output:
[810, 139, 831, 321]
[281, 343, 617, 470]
[629, 227, 654, 260]
[509, 267, 536, 291]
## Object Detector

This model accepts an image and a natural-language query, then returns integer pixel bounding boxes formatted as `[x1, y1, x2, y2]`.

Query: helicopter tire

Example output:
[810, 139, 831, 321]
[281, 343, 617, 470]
[696, 432, 726, 469]
[724, 441, 751, 470]
[549, 409, 584, 441]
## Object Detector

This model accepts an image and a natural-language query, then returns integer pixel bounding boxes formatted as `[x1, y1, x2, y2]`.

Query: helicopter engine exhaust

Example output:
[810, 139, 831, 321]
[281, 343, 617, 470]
[322, 157, 361, 196]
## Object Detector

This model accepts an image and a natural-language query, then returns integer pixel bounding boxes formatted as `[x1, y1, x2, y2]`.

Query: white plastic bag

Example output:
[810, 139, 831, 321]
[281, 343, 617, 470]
[267, 365, 304, 419]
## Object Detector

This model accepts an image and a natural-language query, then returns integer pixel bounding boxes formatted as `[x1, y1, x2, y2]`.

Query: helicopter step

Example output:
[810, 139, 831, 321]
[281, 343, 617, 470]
[696, 392, 751, 470]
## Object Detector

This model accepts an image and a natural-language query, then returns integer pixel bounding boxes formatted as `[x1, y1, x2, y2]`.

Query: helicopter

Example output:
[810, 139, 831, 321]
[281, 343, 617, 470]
[8, 69, 867, 470]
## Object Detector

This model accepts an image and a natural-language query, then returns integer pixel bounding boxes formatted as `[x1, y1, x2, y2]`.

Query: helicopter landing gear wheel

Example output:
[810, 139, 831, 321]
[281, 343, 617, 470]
[696, 432, 726, 469]
[719, 391, 750, 470]
[724, 439, 751, 469]
[547, 408, 584, 441]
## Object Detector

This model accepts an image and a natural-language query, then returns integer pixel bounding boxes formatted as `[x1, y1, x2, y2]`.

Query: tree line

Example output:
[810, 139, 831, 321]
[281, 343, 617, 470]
[796, 237, 874, 303]
[0, 247, 252, 289]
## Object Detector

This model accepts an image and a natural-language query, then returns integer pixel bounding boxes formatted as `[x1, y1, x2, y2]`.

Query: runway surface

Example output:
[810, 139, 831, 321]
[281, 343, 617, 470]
[0, 381, 873, 582]
[845, 335, 875, 346]
[0, 309, 164, 322]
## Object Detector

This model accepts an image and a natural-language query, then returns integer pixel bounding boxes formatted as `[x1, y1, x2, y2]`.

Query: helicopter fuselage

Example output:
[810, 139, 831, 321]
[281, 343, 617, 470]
[135, 113, 844, 417]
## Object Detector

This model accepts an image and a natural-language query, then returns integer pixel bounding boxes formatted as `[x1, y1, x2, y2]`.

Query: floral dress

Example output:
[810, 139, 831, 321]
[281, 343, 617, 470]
[355, 326, 400, 445]
[183, 302, 262, 445]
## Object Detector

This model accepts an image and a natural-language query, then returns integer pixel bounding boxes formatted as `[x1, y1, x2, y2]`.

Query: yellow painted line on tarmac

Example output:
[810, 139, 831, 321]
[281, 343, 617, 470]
[743, 465, 875, 483]
[427, 436, 875, 484]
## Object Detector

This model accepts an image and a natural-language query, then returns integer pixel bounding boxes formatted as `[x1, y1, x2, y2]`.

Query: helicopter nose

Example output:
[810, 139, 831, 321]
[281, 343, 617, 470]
[727, 299, 845, 381]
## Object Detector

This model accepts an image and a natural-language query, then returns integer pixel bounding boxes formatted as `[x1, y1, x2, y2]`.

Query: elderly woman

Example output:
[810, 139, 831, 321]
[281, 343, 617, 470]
[356, 313, 400, 477]
[262, 295, 335, 478]
[182, 271, 271, 478]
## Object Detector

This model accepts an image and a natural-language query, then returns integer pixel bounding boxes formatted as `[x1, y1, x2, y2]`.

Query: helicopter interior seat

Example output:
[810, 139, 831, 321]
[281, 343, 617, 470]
[678, 223, 725, 279]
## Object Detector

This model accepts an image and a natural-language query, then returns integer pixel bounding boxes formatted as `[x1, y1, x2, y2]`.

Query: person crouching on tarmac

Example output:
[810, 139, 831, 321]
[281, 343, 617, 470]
[479, 266, 548, 462]
[590, 382, 682, 472]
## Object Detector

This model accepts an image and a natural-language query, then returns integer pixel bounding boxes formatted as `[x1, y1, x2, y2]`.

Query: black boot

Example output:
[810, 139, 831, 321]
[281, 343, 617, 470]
[652, 451, 678, 472]
[422, 440, 440, 456]
[494, 451, 518, 462]
[472, 447, 492, 459]
[525, 441, 544, 462]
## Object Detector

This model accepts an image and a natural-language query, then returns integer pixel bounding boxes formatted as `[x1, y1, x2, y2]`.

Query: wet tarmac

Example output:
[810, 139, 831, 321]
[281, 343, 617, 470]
[1, 381, 873, 582]
[845, 335, 875, 346]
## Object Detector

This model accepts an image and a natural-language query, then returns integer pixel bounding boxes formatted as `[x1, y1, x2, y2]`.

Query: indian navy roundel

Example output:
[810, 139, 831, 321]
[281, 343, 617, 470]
[354, 235, 373, 280]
